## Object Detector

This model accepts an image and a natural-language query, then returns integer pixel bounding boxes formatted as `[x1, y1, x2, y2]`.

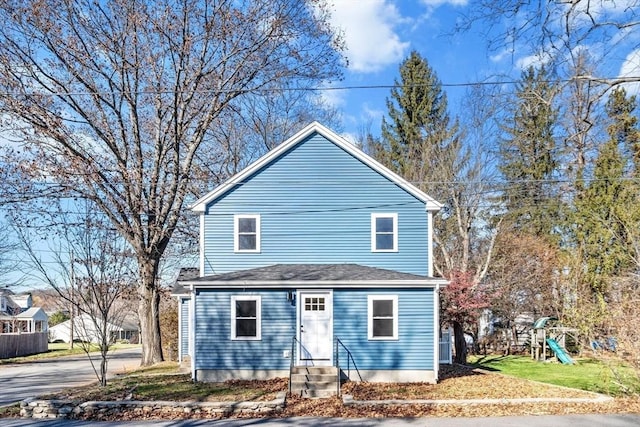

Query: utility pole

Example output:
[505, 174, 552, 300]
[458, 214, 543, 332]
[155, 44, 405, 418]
[69, 250, 74, 350]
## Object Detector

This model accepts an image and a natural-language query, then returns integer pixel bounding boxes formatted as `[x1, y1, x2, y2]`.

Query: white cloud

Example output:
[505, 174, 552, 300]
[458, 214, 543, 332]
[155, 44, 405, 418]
[340, 132, 359, 146]
[515, 50, 552, 70]
[489, 48, 512, 63]
[319, 87, 347, 109]
[362, 103, 384, 122]
[619, 49, 640, 96]
[329, 0, 409, 73]
[421, 0, 468, 6]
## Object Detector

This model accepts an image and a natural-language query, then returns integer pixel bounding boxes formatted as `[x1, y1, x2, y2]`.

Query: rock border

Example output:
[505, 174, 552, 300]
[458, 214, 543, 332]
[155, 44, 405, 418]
[20, 393, 286, 419]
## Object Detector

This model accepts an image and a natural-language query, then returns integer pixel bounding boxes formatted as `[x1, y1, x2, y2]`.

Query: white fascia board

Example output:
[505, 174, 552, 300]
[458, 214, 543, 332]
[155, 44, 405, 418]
[182, 279, 449, 289]
[190, 122, 443, 212]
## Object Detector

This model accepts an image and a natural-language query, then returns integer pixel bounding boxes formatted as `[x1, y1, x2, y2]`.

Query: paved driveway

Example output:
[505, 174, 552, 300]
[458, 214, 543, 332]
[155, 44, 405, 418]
[0, 347, 141, 407]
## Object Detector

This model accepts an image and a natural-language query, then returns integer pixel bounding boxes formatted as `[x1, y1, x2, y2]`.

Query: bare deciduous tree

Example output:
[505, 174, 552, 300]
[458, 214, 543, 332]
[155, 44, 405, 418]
[0, 0, 344, 365]
[13, 203, 136, 386]
[459, 1, 640, 87]
[486, 231, 561, 353]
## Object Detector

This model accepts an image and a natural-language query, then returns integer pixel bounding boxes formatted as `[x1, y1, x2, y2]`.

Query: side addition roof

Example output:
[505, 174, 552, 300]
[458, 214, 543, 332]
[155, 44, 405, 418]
[171, 267, 199, 296]
[177, 263, 448, 289]
[190, 122, 443, 212]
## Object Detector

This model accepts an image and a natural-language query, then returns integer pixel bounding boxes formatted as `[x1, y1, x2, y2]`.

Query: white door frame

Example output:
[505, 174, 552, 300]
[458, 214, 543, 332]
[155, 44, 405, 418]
[296, 289, 333, 366]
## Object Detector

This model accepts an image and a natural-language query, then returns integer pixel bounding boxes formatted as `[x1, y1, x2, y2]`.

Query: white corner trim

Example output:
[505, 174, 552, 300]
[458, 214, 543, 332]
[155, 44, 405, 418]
[433, 284, 440, 381]
[199, 214, 205, 276]
[177, 297, 183, 363]
[190, 291, 196, 380]
[427, 211, 434, 277]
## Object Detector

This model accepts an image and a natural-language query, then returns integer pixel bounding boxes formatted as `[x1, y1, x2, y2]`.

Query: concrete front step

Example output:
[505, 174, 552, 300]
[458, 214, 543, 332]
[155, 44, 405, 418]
[297, 388, 338, 398]
[290, 366, 339, 398]
[291, 374, 335, 382]
[291, 366, 337, 375]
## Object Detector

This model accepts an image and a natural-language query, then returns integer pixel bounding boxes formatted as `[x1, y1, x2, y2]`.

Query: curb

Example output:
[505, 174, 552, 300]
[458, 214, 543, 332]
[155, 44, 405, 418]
[342, 393, 614, 406]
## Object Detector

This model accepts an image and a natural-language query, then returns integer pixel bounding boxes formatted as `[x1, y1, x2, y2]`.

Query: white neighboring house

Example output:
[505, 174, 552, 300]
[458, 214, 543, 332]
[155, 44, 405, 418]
[49, 313, 137, 344]
[0, 289, 48, 334]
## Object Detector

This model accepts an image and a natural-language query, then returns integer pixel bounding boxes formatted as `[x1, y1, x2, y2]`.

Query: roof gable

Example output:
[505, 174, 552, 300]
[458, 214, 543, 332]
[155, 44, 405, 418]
[191, 122, 442, 212]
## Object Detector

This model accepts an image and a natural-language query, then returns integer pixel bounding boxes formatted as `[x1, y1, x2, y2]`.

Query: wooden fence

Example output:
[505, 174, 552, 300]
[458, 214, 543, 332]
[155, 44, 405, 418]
[0, 332, 48, 359]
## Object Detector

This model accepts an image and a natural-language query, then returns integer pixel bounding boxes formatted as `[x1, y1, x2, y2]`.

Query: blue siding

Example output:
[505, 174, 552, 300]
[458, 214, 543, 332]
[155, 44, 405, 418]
[202, 133, 429, 276]
[194, 289, 296, 371]
[180, 298, 189, 357]
[333, 289, 434, 370]
[193, 287, 434, 372]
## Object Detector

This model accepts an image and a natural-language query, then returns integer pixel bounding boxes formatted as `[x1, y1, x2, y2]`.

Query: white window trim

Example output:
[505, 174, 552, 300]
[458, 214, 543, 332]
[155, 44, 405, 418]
[368, 295, 399, 340]
[231, 295, 262, 341]
[371, 213, 398, 252]
[234, 214, 261, 253]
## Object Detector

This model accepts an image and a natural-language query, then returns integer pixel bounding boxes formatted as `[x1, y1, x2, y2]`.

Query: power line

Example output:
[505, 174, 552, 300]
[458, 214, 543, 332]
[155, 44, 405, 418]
[1, 76, 638, 98]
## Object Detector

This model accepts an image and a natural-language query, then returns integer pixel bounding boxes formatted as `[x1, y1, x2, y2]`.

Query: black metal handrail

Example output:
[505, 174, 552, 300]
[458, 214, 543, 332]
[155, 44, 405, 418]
[334, 337, 363, 396]
[288, 335, 299, 394]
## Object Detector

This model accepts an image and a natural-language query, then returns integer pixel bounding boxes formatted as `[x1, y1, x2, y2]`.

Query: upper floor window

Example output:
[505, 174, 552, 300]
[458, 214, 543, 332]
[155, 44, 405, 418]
[371, 213, 398, 252]
[234, 214, 261, 253]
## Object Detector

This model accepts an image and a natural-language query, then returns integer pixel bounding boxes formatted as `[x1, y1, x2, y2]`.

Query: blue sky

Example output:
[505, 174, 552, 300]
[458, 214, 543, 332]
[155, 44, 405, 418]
[326, 0, 640, 139]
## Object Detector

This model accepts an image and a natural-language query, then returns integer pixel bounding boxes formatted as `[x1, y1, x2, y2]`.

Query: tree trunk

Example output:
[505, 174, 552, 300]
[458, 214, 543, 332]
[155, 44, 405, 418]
[138, 257, 164, 366]
[452, 320, 467, 364]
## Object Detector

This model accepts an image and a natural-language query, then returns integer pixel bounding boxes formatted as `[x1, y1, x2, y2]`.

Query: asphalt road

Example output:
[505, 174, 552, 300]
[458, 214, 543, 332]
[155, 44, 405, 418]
[1, 414, 640, 426]
[0, 347, 142, 407]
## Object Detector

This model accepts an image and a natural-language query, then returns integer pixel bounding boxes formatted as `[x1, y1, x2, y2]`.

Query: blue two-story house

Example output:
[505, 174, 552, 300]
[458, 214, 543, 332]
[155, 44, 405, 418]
[175, 122, 447, 386]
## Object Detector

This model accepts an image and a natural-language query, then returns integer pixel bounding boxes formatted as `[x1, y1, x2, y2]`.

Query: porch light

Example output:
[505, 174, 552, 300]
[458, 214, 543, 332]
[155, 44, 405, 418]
[287, 290, 296, 305]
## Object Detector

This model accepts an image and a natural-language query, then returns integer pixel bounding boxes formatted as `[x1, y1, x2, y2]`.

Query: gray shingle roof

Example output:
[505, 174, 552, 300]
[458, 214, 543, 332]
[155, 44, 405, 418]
[174, 264, 445, 291]
[171, 267, 200, 295]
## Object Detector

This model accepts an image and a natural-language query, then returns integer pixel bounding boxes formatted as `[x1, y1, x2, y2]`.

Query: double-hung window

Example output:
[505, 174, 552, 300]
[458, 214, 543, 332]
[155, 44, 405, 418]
[231, 295, 261, 340]
[234, 214, 261, 253]
[368, 295, 398, 340]
[371, 213, 398, 252]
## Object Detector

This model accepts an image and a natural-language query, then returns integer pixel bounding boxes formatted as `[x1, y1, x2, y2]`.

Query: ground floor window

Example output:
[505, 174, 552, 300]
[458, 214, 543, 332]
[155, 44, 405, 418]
[231, 295, 261, 340]
[368, 295, 398, 340]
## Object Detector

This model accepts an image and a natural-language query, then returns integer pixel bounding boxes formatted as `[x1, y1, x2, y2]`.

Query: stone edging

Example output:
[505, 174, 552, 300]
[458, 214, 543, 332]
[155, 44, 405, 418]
[20, 393, 286, 419]
[342, 393, 614, 406]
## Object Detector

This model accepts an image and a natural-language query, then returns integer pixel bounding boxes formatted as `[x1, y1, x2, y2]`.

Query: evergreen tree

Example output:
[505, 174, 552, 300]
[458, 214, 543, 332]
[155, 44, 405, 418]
[499, 66, 560, 238]
[574, 88, 640, 294]
[369, 51, 497, 364]
[372, 50, 458, 196]
[606, 88, 640, 176]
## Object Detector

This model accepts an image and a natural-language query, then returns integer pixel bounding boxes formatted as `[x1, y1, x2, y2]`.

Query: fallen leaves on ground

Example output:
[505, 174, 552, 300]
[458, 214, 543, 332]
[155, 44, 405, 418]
[15, 364, 640, 420]
[343, 364, 594, 400]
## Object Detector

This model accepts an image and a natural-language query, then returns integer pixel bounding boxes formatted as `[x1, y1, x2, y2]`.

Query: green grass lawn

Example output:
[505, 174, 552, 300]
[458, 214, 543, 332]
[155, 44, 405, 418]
[469, 355, 638, 396]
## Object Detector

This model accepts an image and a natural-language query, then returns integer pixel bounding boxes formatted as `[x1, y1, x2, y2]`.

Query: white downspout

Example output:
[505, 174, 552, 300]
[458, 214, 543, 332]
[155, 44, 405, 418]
[190, 286, 196, 381]
[434, 283, 440, 382]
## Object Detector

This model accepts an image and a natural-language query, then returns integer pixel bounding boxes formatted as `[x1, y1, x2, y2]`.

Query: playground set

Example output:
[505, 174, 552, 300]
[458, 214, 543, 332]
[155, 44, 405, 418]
[530, 316, 578, 364]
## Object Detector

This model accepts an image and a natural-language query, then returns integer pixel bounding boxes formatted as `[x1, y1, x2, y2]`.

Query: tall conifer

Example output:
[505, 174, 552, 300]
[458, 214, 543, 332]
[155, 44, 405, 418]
[574, 88, 639, 294]
[499, 65, 560, 238]
[373, 50, 458, 196]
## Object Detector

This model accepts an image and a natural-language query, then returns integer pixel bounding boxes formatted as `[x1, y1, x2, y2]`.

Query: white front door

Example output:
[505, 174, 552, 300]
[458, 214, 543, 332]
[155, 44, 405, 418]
[298, 291, 333, 366]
